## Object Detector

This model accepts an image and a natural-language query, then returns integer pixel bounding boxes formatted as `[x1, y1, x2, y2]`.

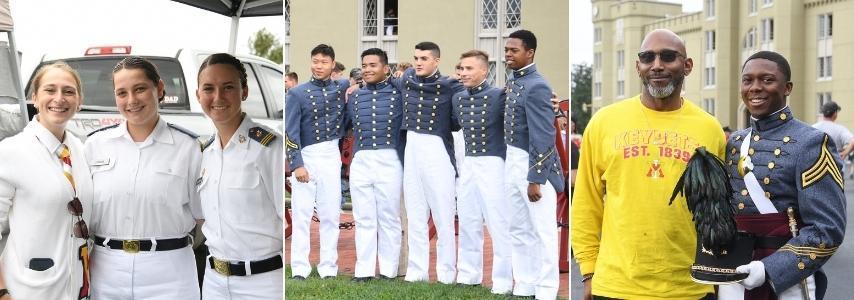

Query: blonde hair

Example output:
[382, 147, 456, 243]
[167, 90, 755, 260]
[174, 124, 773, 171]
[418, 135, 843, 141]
[30, 61, 84, 100]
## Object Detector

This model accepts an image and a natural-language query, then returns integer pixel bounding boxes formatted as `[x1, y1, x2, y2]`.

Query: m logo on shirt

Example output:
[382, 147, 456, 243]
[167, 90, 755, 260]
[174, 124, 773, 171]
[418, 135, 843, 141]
[647, 160, 663, 178]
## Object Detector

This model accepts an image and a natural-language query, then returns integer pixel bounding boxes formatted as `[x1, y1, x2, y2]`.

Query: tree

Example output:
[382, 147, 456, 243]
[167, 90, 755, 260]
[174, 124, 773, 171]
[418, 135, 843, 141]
[249, 28, 283, 64]
[571, 63, 592, 134]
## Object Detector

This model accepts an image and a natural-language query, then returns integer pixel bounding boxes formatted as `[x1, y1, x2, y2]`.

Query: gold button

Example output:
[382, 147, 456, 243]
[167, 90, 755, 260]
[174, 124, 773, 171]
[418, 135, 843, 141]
[783, 136, 791, 143]
[768, 162, 775, 169]
[765, 192, 771, 198]
[741, 189, 748, 196]
[728, 160, 733, 165]
[764, 177, 770, 185]
[749, 148, 755, 155]
[754, 135, 760, 142]
[780, 113, 788, 120]
[810, 253, 817, 260]
[820, 243, 826, 249]
[774, 148, 781, 156]
[731, 148, 737, 154]
[738, 203, 745, 209]
[798, 261, 805, 270]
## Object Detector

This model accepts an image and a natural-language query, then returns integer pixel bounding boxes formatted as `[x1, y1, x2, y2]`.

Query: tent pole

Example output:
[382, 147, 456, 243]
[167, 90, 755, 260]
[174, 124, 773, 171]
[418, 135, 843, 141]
[7, 31, 27, 125]
[228, 16, 239, 54]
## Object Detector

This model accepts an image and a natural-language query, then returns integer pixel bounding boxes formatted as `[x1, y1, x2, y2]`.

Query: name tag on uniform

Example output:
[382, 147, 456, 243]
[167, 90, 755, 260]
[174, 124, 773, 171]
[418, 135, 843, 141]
[90, 158, 111, 166]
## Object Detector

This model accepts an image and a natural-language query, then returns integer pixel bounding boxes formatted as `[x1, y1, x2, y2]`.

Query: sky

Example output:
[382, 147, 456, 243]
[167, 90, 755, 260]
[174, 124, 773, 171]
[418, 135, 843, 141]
[572, 0, 702, 66]
[6, 0, 284, 80]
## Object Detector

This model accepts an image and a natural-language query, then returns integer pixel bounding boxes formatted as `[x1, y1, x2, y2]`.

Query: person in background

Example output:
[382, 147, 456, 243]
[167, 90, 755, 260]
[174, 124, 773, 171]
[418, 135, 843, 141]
[285, 72, 299, 90]
[332, 62, 346, 80]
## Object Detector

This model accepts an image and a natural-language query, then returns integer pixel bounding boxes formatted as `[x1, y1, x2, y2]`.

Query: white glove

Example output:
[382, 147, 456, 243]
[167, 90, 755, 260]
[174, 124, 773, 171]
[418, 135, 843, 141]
[736, 260, 766, 290]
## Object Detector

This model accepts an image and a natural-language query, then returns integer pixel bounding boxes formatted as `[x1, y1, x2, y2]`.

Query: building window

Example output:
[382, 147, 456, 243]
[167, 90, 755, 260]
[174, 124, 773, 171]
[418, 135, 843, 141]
[703, 98, 716, 115]
[818, 13, 833, 39]
[615, 18, 624, 44]
[616, 50, 624, 69]
[817, 92, 832, 113]
[763, 0, 773, 7]
[616, 80, 625, 97]
[705, 67, 716, 87]
[706, 0, 715, 18]
[744, 28, 756, 49]
[593, 52, 602, 70]
[594, 82, 602, 98]
[476, 0, 521, 86]
[594, 27, 602, 44]
[818, 56, 832, 79]
[505, 0, 521, 29]
[363, 0, 399, 36]
[748, 0, 757, 14]
[705, 30, 716, 52]
[761, 19, 774, 42]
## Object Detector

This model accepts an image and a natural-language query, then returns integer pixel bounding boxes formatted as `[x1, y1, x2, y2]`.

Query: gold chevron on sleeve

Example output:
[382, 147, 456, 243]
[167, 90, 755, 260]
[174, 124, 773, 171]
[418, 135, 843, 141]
[779, 244, 838, 258]
[801, 135, 843, 189]
[285, 135, 299, 150]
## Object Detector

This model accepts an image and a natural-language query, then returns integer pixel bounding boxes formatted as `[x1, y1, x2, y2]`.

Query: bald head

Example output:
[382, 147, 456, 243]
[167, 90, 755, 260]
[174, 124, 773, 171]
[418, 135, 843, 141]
[640, 29, 686, 55]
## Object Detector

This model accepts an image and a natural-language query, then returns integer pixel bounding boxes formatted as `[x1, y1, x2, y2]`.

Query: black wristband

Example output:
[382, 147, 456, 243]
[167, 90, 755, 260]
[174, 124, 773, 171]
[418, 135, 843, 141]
[0, 288, 10, 297]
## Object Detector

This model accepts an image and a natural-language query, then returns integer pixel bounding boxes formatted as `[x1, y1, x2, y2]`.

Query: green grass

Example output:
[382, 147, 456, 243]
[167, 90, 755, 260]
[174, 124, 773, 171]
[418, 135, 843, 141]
[285, 265, 537, 300]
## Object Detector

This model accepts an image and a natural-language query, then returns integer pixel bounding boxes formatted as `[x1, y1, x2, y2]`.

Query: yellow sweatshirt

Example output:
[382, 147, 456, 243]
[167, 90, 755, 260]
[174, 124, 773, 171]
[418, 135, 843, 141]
[572, 95, 726, 299]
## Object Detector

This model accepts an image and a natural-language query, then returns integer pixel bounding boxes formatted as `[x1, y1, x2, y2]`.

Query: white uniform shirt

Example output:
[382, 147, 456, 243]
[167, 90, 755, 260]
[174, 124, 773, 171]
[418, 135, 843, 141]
[199, 116, 283, 261]
[0, 119, 92, 299]
[85, 118, 202, 239]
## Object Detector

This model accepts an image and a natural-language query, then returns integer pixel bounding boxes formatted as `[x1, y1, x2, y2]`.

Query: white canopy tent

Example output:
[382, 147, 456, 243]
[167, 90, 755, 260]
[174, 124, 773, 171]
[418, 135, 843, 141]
[171, 0, 283, 54]
[0, 0, 27, 137]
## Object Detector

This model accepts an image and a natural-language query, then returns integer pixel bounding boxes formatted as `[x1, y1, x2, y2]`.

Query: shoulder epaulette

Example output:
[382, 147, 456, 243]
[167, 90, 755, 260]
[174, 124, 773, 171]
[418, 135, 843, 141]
[201, 135, 216, 151]
[248, 126, 276, 147]
[87, 124, 120, 137]
[167, 123, 200, 139]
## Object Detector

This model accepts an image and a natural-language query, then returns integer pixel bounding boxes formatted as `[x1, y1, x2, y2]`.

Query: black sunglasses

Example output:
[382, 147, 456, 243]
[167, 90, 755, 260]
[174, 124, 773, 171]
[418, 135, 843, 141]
[637, 50, 685, 64]
[68, 197, 89, 239]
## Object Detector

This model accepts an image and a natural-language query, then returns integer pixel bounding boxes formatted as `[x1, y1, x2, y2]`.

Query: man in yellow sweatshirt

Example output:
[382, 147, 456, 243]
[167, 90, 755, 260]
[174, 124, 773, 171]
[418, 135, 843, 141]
[572, 29, 726, 299]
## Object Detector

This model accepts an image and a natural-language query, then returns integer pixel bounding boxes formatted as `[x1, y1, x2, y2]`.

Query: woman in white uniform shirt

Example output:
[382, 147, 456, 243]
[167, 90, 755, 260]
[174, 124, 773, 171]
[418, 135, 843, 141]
[85, 57, 202, 299]
[0, 62, 93, 299]
[195, 53, 283, 299]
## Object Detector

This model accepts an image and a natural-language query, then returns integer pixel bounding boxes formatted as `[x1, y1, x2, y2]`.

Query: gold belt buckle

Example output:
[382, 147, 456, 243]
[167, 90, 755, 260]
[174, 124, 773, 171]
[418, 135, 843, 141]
[213, 258, 231, 276]
[122, 240, 140, 253]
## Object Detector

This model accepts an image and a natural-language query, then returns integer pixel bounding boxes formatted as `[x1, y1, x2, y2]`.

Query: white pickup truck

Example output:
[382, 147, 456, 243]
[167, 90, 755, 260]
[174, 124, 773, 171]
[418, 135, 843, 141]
[24, 46, 283, 140]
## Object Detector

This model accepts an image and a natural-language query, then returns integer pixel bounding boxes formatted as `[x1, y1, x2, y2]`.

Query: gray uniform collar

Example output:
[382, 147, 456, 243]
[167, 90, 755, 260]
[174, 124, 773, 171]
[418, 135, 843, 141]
[309, 77, 334, 87]
[750, 106, 792, 132]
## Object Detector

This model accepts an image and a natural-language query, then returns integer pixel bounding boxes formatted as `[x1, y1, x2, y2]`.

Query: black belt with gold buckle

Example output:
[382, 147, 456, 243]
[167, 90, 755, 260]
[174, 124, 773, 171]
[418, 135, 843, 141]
[208, 255, 283, 276]
[94, 236, 191, 253]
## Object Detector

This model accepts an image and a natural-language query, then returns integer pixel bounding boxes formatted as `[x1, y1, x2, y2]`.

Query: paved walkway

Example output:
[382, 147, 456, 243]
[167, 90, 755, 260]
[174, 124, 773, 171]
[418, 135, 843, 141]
[285, 212, 569, 298]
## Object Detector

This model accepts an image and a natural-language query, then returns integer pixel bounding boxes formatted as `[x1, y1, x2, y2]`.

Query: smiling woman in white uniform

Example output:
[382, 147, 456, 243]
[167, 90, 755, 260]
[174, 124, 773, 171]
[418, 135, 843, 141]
[195, 53, 283, 299]
[84, 57, 202, 299]
[0, 62, 93, 299]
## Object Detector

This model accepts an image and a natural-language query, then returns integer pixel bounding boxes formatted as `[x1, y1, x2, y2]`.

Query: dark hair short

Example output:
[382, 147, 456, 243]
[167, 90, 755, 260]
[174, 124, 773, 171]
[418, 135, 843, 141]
[361, 48, 389, 65]
[415, 41, 441, 58]
[743, 50, 791, 82]
[311, 44, 336, 60]
[509, 30, 538, 51]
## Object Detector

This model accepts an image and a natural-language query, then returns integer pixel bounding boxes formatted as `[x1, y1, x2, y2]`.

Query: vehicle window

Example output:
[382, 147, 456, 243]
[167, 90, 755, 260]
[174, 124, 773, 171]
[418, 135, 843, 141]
[243, 63, 267, 118]
[259, 65, 284, 119]
[26, 57, 189, 111]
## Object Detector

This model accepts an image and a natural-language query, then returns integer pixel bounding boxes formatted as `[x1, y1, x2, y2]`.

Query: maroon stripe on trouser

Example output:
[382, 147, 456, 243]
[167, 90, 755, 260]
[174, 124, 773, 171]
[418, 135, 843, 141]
[735, 213, 794, 300]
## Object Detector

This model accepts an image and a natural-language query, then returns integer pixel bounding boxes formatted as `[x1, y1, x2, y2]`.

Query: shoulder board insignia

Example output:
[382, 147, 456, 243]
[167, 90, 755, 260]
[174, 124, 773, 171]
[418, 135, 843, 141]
[801, 135, 844, 189]
[167, 123, 200, 139]
[201, 135, 216, 151]
[87, 124, 120, 137]
[249, 127, 276, 147]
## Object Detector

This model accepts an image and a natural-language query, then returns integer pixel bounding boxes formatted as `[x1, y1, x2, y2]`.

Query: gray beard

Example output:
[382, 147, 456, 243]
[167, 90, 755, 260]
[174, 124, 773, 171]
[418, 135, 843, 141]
[643, 75, 683, 99]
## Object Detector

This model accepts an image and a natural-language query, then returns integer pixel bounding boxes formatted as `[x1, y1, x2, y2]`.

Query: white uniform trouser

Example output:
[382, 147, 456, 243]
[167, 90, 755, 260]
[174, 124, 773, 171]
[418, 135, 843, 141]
[456, 155, 513, 294]
[349, 149, 403, 278]
[202, 255, 283, 300]
[505, 145, 558, 300]
[289, 140, 342, 278]
[718, 271, 816, 299]
[90, 244, 199, 300]
[403, 132, 456, 283]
